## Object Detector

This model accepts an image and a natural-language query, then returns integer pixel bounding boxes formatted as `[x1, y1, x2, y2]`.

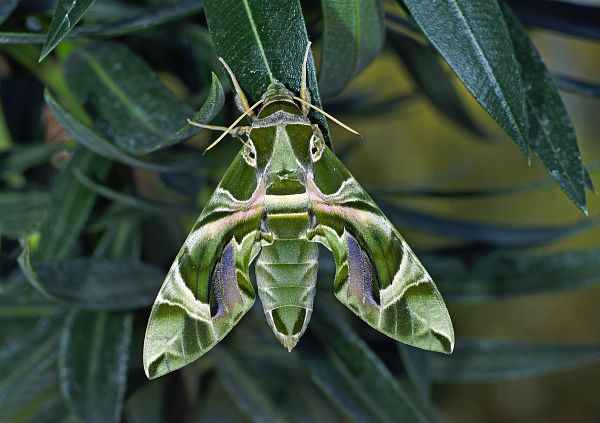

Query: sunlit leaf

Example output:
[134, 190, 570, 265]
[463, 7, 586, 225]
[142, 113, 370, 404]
[431, 340, 600, 382]
[40, 0, 97, 61]
[59, 309, 132, 423]
[64, 42, 224, 155]
[318, 0, 385, 97]
[401, 0, 528, 152]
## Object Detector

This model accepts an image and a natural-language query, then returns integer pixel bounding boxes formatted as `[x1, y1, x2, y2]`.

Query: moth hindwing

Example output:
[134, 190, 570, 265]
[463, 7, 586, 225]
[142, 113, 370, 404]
[143, 45, 454, 379]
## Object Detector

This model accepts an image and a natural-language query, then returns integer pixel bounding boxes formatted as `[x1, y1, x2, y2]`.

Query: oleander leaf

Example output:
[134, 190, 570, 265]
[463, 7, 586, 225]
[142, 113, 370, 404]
[319, 0, 385, 97]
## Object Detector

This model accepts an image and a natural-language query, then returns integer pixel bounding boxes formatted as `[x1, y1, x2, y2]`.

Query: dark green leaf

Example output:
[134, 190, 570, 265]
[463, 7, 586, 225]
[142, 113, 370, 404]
[40, 0, 97, 61]
[378, 200, 599, 246]
[401, 0, 528, 152]
[501, 3, 589, 213]
[0, 1, 202, 44]
[20, 253, 164, 310]
[204, 0, 331, 146]
[64, 42, 224, 155]
[72, 168, 196, 215]
[423, 248, 600, 303]
[431, 340, 600, 382]
[59, 309, 132, 423]
[398, 344, 431, 400]
[299, 305, 425, 423]
[35, 148, 111, 259]
[0, 191, 49, 238]
[125, 380, 164, 423]
[0, 0, 19, 26]
[319, 0, 385, 97]
[0, 143, 65, 177]
[387, 31, 485, 137]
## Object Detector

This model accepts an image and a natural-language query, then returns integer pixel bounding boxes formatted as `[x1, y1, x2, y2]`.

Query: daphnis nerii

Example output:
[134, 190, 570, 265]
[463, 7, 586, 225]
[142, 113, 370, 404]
[143, 44, 454, 379]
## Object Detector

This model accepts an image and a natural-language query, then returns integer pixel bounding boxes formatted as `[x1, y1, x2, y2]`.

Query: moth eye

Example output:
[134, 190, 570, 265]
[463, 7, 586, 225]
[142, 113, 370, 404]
[243, 140, 257, 167]
[310, 135, 324, 161]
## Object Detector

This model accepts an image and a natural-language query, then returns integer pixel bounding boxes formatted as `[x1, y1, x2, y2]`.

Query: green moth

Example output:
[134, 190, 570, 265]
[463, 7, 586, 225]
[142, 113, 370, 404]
[143, 44, 454, 379]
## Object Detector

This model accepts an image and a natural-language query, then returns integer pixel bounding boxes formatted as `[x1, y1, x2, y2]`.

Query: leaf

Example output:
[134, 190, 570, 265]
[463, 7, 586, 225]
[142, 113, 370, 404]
[35, 148, 111, 260]
[125, 380, 164, 423]
[0, 143, 65, 177]
[398, 344, 431, 399]
[59, 309, 133, 423]
[0, 313, 63, 410]
[501, 3, 589, 213]
[40, 0, 97, 61]
[387, 31, 485, 137]
[0, 191, 50, 238]
[204, 0, 331, 146]
[0, 1, 202, 44]
[401, 0, 528, 153]
[0, 0, 19, 26]
[299, 305, 425, 423]
[431, 340, 600, 383]
[19, 250, 164, 310]
[64, 42, 224, 155]
[318, 0, 385, 97]
[45, 89, 191, 172]
[422, 248, 600, 303]
[377, 200, 599, 247]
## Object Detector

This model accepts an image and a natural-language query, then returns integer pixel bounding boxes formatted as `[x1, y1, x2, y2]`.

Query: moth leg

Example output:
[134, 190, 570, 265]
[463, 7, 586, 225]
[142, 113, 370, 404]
[300, 42, 312, 116]
[219, 57, 255, 118]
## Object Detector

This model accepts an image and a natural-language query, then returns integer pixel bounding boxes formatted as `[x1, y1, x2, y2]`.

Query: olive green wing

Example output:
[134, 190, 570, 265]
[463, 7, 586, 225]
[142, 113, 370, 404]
[308, 148, 454, 353]
[143, 153, 264, 379]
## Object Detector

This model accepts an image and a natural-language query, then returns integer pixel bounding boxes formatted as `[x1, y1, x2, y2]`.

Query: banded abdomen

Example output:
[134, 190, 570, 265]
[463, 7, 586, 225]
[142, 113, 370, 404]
[255, 193, 318, 350]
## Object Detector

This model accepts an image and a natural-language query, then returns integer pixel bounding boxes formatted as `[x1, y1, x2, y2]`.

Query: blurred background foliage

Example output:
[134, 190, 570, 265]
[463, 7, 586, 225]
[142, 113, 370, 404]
[1, 0, 600, 422]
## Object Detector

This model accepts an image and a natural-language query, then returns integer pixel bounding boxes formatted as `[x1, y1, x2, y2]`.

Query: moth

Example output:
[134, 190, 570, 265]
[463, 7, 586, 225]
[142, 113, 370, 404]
[143, 44, 454, 379]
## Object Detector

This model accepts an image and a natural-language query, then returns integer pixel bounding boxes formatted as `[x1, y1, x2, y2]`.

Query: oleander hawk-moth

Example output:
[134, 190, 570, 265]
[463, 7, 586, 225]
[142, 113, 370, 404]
[143, 44, 454, 379]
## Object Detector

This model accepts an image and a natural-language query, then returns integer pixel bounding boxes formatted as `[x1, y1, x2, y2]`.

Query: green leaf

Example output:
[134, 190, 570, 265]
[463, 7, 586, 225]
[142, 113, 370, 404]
[45, 89, 191, 172]
[21, 255, 164, 310]
[0, 1, 202, 44]
[431, 340, 600, 383]
[501, 3, 589, 213]
[299, 305, 425, 423]
[59, 309, 132, 423]
[398, 344, 431, 400]
[319, 0, 385, 97]
[0, 0, 19, 26]
[423, 248, 600, 303]
[125, 380, 164, 423]
[64, 42, 224, 155]
[204, 0, 331, 146]
[401, 0, 528, 153]
[387, 31, 485, 137]
[40, 0, 97, 61]
[0, 191, 49, 238]
[0, 143, 65, 177]
[35, 148, 111, 260]
[0, 313, 63, 410]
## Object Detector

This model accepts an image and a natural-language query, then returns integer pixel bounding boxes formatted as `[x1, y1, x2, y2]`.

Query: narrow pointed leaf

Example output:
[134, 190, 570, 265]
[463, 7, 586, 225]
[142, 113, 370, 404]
[299, 306, 425, 423]
[40, 0, 97, 61]
[0, 191, 49, 238]
[431, 340, 600, 382]
[0, 0, 19, 26]
[388, 31, 485, 137]
[0, 143, 65, 177]
[398, 344, 431, 400]
[319, 0, 385, 97]
[401, 0, 528, 152]
[422, 248, 600, 303]
[501, 3, 588, 212]
[59, 309, 133, 423]
[204, 0, 331, 145]
[64, 42, 224, 155]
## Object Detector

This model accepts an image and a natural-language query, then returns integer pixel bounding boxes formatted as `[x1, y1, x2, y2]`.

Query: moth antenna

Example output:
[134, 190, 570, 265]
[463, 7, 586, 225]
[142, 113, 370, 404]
[293, 96, 360, 136]
[186, 120, 230, 132]
[203, 100, 264, 153]
[300, 42, 312, 115]
[219, 57, 255, 118]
